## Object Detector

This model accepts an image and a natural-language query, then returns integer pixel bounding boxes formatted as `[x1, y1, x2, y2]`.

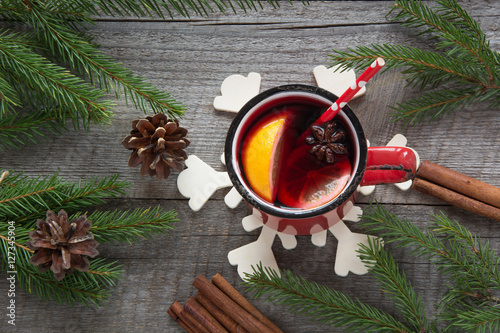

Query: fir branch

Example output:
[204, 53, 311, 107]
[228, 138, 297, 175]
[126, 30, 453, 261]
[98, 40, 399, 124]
[246, 205, 500, 332]
[361, 204, 500, 331]
[85, 0, 284, 18]
[0, 172, 63, 219]
[244, 264, 412, 333]
[391, 0, 496, 81]
[0, 225, 122, 307]
[0, 170, 129, 227]
[357, 237, 431, 333]
[0, 70, 20, 117]
[55, 174, 129, 212]
[390, 87, 484, 123]
[436, 0, 491, 63]
[0, 172, 177, 307]
[0, 30, 114, 129]
[330, 44, 485, 89]
[441, 288, 500, 310]
[23, 3, 185, 118]
[84, 206, 177, 244]
[0, 111, 65, 149]
[440, 301, 500, 333]
[0, 0, 298, 148]
[328, 0, 500, 125]
[360, 203, 498, 294]
[0, 2, 94, 32]
[0, 226, 33, 253]
[432, 213, 500, 287]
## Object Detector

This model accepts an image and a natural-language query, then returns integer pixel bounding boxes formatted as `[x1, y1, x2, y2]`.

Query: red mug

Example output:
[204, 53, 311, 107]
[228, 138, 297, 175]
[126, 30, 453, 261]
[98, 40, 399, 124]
[225, 85, 418, 235]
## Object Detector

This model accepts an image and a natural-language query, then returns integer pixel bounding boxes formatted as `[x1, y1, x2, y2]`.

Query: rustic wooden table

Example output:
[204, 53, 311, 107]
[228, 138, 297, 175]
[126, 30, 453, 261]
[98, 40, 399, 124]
[2, 1, 499, 332]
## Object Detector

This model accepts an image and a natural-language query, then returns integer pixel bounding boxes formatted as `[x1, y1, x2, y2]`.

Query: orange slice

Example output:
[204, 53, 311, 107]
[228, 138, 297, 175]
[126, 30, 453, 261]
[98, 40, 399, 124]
[241, 111, 294, 203]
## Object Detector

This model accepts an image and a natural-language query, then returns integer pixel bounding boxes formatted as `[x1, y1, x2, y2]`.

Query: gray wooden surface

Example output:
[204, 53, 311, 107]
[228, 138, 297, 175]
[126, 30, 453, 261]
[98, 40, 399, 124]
[2, 1, 500, 332]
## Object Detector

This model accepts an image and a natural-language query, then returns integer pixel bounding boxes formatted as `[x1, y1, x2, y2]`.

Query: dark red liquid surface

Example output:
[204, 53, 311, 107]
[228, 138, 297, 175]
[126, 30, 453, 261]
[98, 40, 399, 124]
[238, 98, 353, 210]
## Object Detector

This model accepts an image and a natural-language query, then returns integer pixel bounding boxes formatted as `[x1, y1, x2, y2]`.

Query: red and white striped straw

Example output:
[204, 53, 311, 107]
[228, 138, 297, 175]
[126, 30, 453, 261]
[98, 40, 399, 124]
[317, 57, 385, 124]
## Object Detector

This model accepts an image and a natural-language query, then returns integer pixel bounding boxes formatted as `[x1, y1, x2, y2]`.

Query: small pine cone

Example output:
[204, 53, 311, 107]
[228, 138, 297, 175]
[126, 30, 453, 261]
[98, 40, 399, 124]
[27, 210, 99, 281]
[122, 114, 190, 180]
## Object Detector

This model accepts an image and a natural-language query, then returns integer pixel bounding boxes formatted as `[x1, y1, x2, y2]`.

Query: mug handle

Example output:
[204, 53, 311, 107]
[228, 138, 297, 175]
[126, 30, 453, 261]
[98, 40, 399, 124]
[360, 147, 419, 186]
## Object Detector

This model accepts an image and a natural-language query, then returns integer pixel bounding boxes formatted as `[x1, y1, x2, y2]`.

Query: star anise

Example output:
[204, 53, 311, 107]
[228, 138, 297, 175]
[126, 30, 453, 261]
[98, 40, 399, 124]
[305, 120, 349, 164]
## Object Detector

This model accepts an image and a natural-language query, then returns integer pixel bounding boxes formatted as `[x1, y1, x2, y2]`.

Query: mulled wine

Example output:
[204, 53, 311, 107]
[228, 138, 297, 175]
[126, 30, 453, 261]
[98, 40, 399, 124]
[236, 93, 354, 211]
[225, 85, 418, 235]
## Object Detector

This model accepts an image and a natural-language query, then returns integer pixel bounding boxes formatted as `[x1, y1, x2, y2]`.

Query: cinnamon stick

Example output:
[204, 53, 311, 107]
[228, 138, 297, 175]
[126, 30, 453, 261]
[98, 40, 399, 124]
[417, 160, 500, 209]
[412, 177, 500, 222]
[193, 275, 274, 333]
[168, 301, 196, 333]
[168, 308, 196, 333]
[212, 274, 283, 333]
[184, 297, 229, 333]
[195, 292, 249, 333]
[181, 306, 211, 333]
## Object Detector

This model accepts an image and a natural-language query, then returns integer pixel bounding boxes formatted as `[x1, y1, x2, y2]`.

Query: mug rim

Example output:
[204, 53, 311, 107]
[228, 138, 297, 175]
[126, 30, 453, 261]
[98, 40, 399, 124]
[224, 84, 367, 219]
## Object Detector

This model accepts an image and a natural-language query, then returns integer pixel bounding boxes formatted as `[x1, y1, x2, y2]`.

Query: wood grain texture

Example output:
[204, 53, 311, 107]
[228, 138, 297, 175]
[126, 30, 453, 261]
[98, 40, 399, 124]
[1, 1, 499, 332]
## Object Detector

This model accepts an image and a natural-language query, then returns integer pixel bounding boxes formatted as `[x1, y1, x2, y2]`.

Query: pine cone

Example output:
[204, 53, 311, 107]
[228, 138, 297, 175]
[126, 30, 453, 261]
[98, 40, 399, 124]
[27, 210, 99, 281]
[122, 114, 190, 180]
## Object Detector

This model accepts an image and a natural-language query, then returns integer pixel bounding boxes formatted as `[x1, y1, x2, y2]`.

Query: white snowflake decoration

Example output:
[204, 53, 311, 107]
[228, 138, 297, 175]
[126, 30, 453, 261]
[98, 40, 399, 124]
[177, 66, 417, 280]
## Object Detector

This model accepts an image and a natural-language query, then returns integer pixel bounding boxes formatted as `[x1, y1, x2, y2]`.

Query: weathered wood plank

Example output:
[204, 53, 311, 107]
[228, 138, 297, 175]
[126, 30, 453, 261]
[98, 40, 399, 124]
[1, 1, 499, 332]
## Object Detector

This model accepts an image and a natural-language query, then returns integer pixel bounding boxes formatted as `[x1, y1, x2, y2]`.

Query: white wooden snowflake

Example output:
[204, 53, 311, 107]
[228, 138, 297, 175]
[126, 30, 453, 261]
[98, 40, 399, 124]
[177, 66, 416, 280]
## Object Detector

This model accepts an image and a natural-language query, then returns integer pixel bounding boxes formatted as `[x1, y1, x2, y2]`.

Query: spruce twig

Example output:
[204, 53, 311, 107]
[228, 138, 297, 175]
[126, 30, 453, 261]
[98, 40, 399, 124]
[244, 204, 500, 333]
[0, 0, 292, 149]
[0, 171, 177, 306]
[0, 111, 65, 149]
[25, 4, 185, 116]
[0, 224, 122, 307]
[357, 237, 432, 333]
[244, 264, 411, 333]
[0, 170, 130, 228]
[87, 206, 177, 244]
[328, 0, 500, 125]
[362, 205, 500, 332]
[361, 205, 500, 298]
[0, 30, 113, 129]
